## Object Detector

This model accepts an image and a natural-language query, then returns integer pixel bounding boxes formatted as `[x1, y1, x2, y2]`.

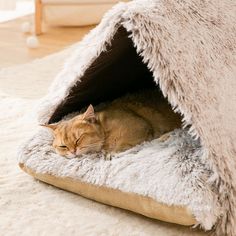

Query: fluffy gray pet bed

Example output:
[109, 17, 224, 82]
[18, 1, 236, 235]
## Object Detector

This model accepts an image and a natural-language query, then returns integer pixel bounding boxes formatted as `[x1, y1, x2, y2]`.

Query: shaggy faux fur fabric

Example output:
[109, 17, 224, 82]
[0, 46, 205, 236]
[18, 123, 220, 230]
[18, 0, 236, 235]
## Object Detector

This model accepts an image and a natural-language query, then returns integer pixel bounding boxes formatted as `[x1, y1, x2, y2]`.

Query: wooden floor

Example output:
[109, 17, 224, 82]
[0, 15, 94, 68]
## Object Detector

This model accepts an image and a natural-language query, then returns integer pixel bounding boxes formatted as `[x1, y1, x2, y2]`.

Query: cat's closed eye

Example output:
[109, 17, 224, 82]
[76, 133, 86, 145]
[58, 145, 67, 149]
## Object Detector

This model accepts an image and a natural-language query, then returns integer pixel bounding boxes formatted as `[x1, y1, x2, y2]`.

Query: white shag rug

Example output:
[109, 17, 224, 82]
[0, 48, 207, 236]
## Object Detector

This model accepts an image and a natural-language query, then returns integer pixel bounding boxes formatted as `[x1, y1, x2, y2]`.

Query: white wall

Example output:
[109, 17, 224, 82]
[0, 0, 34, 22]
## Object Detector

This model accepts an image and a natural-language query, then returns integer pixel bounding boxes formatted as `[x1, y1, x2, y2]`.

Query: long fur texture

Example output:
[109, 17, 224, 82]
[18, 128, 220, 231]
[25, 0, 236, 235]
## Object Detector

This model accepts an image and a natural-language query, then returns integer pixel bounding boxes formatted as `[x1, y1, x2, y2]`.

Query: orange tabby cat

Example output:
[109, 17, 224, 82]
[42, 90, 181, 158]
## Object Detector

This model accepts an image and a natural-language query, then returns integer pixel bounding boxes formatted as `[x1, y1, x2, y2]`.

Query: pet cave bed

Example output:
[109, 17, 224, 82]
[18, 1, 236, 235]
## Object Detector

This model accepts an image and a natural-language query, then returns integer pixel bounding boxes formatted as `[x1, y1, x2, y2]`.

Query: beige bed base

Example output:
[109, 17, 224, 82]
[19, 163, 196, 226]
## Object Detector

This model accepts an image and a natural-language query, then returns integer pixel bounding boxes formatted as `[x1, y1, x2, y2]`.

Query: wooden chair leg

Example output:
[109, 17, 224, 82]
[35, 0, 42, 35]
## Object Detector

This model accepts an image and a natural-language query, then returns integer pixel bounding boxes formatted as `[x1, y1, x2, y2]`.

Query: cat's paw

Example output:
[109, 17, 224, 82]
[104, 153, 112, 161]
[158, 132, 171, 142]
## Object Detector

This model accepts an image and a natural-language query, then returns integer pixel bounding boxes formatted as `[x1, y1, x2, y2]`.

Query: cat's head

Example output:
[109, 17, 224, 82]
[41, 105, 105, 158]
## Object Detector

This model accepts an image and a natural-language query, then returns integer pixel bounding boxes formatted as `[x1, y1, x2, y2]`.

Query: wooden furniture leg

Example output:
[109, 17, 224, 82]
[35, 0, 42, 35]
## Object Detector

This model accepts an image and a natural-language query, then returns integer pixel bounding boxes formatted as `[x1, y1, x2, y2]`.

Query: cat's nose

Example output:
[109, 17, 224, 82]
[76, 149, 81, 155]
[71, 150, 76, 154]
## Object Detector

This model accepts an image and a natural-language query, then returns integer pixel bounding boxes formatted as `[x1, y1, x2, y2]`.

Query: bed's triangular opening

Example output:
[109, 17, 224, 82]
[49, 27, 176, 124]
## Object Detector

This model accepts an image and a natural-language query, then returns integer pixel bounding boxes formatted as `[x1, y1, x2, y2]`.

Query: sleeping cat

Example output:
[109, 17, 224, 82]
[42, 89, 182, 158]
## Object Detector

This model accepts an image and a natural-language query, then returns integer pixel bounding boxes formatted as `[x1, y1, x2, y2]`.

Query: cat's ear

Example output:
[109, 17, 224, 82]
[83, 104, 96, 123]
[40, 123, 57, 131]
